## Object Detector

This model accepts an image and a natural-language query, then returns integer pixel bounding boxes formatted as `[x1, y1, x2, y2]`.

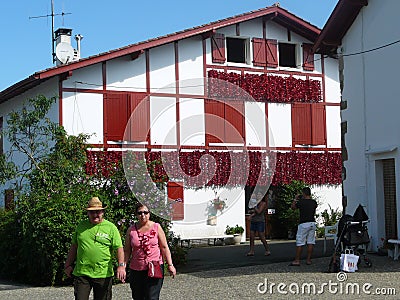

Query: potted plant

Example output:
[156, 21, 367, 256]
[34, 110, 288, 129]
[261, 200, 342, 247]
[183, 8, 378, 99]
[225, 225, 244, 245]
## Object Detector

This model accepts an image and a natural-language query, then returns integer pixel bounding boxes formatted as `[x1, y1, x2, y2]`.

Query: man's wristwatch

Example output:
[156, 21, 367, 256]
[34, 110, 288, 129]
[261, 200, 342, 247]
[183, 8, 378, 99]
[118, 262, 126, 267]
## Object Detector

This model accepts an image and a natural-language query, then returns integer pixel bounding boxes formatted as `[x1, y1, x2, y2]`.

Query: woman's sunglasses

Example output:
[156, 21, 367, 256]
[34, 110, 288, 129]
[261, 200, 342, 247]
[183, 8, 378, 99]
[137, 211, 149, 215]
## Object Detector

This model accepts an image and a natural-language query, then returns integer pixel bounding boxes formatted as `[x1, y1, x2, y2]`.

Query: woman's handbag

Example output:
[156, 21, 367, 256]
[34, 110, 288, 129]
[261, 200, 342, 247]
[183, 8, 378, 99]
[148, 260, 163, 278]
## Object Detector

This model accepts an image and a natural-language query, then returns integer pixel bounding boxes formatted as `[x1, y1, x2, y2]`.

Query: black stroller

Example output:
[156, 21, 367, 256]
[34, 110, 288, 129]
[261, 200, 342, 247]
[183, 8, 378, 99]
[328, 205, 372, 272]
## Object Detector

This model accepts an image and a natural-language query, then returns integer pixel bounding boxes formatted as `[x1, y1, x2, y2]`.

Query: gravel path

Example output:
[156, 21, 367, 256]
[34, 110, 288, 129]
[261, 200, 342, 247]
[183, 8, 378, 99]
[1, 255, 399, 299]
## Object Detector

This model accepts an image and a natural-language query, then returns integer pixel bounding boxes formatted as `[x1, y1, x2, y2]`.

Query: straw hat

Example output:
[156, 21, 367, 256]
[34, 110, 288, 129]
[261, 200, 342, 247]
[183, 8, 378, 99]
[86, 197, 107, 210]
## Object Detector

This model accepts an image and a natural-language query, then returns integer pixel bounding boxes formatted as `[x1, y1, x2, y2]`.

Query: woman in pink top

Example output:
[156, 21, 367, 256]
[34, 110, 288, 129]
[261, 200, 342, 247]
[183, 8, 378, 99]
[124, 204, 176, 299]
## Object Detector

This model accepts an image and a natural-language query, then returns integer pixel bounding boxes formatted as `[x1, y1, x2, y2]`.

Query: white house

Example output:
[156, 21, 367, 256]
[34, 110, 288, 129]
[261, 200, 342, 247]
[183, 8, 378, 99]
[0, 5, 342, 241]
[314, 0, 400, 250]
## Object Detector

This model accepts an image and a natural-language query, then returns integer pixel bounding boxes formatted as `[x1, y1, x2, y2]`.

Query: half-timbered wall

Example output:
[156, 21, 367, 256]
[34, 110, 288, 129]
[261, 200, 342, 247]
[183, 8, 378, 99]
[0, 10, 341, 217]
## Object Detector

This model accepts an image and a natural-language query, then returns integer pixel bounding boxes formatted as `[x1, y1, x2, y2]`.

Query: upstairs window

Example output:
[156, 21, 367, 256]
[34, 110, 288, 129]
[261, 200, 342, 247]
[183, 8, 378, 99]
[226, 37, 249, 64]
[279, 43, 297, 68]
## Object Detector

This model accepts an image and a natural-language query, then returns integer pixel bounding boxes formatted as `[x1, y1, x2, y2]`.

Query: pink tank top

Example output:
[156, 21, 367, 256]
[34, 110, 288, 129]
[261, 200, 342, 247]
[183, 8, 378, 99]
[129, 222, 163, 271]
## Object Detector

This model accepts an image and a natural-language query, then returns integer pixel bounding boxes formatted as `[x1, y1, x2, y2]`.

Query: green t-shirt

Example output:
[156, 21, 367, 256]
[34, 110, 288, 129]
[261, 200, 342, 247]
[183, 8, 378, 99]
[72, 219, 123, 278]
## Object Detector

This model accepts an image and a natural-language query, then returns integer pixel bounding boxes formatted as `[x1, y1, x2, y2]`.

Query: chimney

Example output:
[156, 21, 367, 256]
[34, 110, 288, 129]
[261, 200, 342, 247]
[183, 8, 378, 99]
[54, 28, 73, 46]
[54, 28, 82, 65]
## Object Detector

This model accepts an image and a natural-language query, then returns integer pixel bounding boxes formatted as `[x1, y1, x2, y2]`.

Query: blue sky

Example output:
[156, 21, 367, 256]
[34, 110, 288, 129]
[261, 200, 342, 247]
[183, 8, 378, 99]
[0, 0, 338, 91]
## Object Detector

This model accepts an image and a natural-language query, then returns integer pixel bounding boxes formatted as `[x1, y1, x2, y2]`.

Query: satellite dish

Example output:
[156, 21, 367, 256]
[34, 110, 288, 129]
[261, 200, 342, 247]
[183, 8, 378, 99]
[55, 42, 74, 64]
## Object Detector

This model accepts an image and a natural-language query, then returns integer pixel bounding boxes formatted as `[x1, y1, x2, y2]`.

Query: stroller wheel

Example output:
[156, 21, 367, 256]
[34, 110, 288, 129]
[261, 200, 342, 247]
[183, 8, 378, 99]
[364, 257, 372, 267]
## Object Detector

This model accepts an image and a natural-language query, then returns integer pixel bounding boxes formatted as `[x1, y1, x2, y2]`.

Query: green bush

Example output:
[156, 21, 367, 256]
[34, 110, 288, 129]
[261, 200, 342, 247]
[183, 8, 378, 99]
[0, 208, 22, 280]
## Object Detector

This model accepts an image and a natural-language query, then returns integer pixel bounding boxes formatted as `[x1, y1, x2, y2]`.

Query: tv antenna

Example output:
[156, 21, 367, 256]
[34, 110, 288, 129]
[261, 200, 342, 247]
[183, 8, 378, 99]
[29, 0, 72, 64]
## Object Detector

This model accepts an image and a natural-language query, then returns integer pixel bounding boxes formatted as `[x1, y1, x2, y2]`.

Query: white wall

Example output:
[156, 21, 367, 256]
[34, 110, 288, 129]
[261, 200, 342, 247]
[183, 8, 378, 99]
[268, 103, 292, 147]
[326, 106, 341, 148]
[179, 98, 205, 146]
[324, 57, 341, 103]
[245, 101, 266, 147]
[150, 96, 176, 145]
[64, 64, 103, 90]
[312, 184, 342, 225]
[178, 37, 204, 95]
[170, 186, 246, 242]
[62, 92, 104, 144]
[149, 43, 176, 94]
[341, 0, 400, 248]
[106, 55, 146, 92]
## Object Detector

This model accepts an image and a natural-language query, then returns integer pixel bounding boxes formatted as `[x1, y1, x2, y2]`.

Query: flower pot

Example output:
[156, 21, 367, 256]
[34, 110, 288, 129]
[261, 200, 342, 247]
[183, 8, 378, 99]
[207, 216, 217, 226]
[233, 234, 242, 245]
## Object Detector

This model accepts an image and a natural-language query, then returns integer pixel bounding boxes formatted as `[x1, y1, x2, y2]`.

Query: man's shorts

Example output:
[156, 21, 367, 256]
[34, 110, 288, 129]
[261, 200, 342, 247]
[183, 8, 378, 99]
[296, 222, 316, 246]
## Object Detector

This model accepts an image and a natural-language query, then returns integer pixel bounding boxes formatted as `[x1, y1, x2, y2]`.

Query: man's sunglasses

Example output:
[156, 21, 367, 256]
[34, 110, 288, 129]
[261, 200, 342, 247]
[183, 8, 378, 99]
[137, 211, 149, 215]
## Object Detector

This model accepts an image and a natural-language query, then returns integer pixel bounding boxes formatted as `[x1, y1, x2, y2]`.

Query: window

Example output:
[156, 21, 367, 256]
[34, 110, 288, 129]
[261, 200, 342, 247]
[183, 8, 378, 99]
[104, 92, 149, 143]
[205, 99, 244, 144]
[226, 37, 249, 64]
[0, 116, 3, 154]
[167, 182, 184, 221]
[292, 103, 326, 146]
[279, 43, 297, 68]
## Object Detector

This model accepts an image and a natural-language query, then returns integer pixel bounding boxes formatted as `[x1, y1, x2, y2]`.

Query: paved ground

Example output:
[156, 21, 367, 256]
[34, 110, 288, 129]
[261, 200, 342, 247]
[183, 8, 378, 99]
[1, 239, 400, 299]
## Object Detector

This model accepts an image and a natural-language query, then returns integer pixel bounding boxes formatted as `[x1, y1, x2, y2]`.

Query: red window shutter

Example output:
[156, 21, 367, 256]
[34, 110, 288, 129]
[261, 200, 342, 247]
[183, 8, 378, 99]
[266, 39, 278, 68]
[302, 43, 314, 71]
[167, 182, 184, 221]
[205, 99, 225, 144]
[104, 93, 129, 141]
[292, 103, 311, 145]
[252, 38, 266, 67]
[225, 101, 244, 143]
[311, 104, 326, 145]
[211, 33, 226, 64]
[129, 92, 149, 142]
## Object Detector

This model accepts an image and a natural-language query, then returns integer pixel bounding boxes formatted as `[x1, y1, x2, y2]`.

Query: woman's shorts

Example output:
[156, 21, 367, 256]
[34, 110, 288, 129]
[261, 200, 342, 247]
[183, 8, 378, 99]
[250, 221, 265, 233]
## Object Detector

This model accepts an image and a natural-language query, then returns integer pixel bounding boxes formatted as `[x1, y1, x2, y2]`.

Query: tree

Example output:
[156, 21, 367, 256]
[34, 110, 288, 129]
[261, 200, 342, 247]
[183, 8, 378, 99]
[1, 94, 63, 191]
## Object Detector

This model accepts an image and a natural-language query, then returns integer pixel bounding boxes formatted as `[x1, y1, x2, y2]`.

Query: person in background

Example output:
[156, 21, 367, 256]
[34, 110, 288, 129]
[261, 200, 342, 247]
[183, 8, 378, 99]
[124, 203, 176, 300]
[247, 192, 271, 256]
[289, 186, 318, 266]
[64, 197, 126, 300]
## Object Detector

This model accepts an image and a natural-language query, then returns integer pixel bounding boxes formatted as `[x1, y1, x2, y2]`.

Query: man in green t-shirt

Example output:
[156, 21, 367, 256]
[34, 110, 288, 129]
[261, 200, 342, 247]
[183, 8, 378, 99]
[64, 197, 126, 300]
